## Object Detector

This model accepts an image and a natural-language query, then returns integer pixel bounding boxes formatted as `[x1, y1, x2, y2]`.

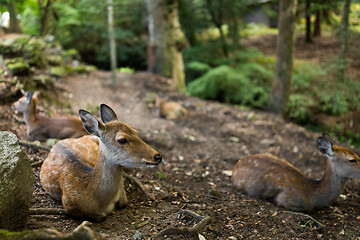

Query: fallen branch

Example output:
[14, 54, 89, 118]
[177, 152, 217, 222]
[19, 140, 51, 152]
[282, 211, 323, 229]
[154, 209, 211, 239]
[29, 207, 67, 215]
[124, 172, 155, 201]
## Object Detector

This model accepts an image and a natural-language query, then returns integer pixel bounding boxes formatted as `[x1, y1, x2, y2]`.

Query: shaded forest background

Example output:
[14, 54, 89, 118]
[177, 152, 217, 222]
[1, 0, 360, 145]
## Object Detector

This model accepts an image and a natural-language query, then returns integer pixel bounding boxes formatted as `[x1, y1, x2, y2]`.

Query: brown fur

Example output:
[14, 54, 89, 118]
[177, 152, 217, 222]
[13, 91, 88, 141]
[232, 134, 360, 211]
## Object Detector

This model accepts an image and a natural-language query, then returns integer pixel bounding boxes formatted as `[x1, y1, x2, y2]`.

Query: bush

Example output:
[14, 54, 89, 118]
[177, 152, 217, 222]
[287, 94, 314, 124]
[318, 92, 349, 115]
[185, 61, 210, 83]
[188, 65, 268, 107]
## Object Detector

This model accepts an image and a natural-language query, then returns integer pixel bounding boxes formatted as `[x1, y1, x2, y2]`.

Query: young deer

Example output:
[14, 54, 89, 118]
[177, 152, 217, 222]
[13, 91, 88, 141]
[155, 96, 187, 120]
[232, 133, 360, 211]
[40, 104, 162, 221]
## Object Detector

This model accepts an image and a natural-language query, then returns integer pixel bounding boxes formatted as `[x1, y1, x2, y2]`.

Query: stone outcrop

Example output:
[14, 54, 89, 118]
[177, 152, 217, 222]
[0, 131, 34, 230]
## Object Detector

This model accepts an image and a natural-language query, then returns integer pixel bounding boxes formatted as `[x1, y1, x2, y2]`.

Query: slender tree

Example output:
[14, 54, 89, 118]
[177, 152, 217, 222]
[314, 9, 322, 37]
[269, 0, 297, 117]
[8, 0, 22, 33]
[108, 0, 117, 86]
[145, 0, 186, 92]
[305, 0, 312, 43]
[338, 0, 350, 81]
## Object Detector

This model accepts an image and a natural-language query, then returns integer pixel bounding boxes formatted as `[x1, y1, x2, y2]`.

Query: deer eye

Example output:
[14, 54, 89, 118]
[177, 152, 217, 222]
[349, 159, 357, 163]
[117, 138, 128, 145]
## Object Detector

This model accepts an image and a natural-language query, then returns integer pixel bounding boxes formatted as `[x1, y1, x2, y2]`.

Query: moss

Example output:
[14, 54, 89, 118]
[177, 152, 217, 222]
[0, 35, 31, 57]
[46, 55, 64, 66]
[63, 48, 80, 59]
[6, 61, 30, 76]
[32, 75, 53, 87]
[49, 66, 66, 78]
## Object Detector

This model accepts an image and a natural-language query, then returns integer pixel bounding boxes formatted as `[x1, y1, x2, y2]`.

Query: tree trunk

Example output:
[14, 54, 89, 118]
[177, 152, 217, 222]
[269, 0, 297, 117]
[205, 0, 228, 57]
[145, 0, 186, 93]
[108, 0, 117, 86]
[8, 0, 22, 33]
[338, 0, 350, 81]
[39, 0, 52, 36]
[305, 0, 312, 43]
[314, 10, 322, 37]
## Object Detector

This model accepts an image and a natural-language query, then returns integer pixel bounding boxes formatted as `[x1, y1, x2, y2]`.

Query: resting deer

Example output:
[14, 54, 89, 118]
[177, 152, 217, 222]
[40, 104, 162, 221]
[232, 133, 360, 211]
[13, 91, 88, 141]
[155, 96, 187, 120]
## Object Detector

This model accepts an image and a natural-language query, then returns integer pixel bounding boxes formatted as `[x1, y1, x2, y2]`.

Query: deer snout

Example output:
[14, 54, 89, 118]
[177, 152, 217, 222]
[154, 153, 162, 164]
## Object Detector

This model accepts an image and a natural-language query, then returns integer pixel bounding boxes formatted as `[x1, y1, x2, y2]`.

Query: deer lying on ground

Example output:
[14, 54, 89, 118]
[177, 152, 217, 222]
[232, 133, 360, 211]
[155, 96, 187, 120]
[13, 91, 88, 141]
[40, 104, 162, 221]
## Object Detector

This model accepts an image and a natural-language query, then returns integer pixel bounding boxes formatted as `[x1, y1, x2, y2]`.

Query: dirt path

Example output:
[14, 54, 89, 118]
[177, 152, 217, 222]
[0, 70, 354, 239]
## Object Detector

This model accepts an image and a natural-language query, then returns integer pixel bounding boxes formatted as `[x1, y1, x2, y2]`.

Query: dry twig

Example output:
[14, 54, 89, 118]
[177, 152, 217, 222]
[154, 209, 211, 239]
[19, 140, 51, 152]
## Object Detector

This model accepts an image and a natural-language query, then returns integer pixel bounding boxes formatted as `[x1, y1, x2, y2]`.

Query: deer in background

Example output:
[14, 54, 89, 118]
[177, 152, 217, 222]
[40, 104, 162, 221]
[13, 91, 88, 141]
[155, 96, 187, 120]
[232, 133, 360, 211]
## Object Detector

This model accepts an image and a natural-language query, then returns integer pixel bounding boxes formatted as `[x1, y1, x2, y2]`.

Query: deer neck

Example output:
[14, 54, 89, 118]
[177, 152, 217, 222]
[23, 102, 37, 128]
[310, 159, 345, 208]
[90, 141, 125, 202]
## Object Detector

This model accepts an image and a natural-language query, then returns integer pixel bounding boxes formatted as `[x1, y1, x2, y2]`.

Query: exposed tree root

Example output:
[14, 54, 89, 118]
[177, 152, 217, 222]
[283, 211, 323, 229]
[154, 209, 211, 239]
[19, 140, 51, 152]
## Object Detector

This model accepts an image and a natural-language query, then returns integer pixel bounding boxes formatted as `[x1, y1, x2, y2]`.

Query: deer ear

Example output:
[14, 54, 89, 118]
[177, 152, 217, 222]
[100, 104, 118, 123]
[79, 110, 104, 137]
[32, 91, 41, 99]
[318, 133, 334, 157]
[25, 91, 32, 104]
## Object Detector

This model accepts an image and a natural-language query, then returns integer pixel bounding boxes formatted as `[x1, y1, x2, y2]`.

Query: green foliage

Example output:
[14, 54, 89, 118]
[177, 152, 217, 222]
[287, 94, 314, 124]
[116, 67, 134, 73]
[318, 92, 349, 115]
[185, 61, 210, 83]
[188, 65, 269, 107]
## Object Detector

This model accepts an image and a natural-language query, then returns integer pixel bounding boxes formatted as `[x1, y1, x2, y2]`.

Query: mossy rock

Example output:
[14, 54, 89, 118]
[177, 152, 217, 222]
[63, 48, 80, 61]
[46, 55, 64, 66]
[32, 74, 53, 87]
[0, 131, 34, 230]
[0, 34, 31, 57]
[6, 61, 30, 76]
[22, 38, 48, 68]
[49, 66, 65, 78]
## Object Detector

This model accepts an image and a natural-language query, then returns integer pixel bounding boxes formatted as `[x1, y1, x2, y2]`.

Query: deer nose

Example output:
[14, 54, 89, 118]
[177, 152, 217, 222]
[154, 153, 162, 164]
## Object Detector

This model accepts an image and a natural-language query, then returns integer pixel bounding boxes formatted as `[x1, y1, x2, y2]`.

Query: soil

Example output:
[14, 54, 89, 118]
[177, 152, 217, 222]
[1, 34, 360, 239]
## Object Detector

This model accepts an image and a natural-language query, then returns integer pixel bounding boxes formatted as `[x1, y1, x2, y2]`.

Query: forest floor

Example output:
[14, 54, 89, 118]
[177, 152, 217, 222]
[1, 34, 360, 239]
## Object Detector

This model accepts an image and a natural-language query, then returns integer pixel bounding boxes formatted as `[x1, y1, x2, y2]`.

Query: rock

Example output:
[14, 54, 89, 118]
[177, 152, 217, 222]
[32, 74, 53, 87]
[6, 60, 30, 76]
[49, 66, 66, 78]
[46, 55, 63, 66]
[0, 34, 31, 57]
[0, 221, 107, 239]
[0, 131, 34, 230]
